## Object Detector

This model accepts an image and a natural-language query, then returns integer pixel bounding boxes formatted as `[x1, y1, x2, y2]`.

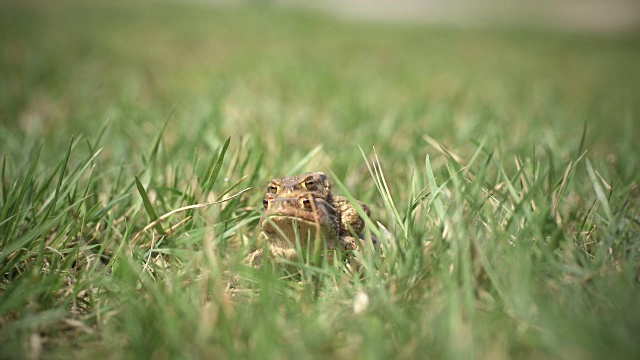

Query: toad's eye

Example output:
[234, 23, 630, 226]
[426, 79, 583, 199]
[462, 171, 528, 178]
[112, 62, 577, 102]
[267, 185, 278, 193]
[302, 198, 312, 209]
[305, 180, 316, 190]
[263, 198, 269, 209]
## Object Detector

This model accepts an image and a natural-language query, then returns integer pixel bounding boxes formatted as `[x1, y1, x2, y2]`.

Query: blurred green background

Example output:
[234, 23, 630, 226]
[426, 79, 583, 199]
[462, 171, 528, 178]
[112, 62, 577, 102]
[2, 0, 639, 173]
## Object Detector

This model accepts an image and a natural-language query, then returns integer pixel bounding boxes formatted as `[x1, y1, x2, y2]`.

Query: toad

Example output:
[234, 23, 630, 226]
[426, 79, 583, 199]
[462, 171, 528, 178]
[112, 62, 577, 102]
[249, 192, 338, 266]
[265, 172, 370, 239]
[249, 172, 372, 266]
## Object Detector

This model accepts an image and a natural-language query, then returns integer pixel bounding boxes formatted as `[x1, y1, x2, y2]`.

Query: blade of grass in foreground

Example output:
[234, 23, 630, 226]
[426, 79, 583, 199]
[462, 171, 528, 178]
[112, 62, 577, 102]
[425, 155, 446, 226]
[1, 154, 7, 204]
[135, 175, 165, 235]
[44, 136, 74, 219]
[358, 146, 404, 237]
[203, 136, 231, 196]
[147, 106, 175, 165]
[585, 158, 614, 223]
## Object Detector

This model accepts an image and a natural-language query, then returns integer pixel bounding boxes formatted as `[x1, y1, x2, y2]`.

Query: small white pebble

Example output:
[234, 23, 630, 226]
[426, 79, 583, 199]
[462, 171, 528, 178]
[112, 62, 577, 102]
[353, 291, 369, 314]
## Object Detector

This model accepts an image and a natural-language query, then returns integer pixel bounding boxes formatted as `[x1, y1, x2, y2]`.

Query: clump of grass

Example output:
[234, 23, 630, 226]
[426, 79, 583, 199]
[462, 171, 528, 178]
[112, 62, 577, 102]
[1, 1, 640, 359]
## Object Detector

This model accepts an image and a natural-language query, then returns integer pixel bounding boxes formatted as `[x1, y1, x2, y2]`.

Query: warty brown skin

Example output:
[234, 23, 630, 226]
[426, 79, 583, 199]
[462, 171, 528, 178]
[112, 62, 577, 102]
[249, 192, 340, 266]
[250, 172, 372, 267]
[266, 172, 371, 239]
[260, 192, 339, 249]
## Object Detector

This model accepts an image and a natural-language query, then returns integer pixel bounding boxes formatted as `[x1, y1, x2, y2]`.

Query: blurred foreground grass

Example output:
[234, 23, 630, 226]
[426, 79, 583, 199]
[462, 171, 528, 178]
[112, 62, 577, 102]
[1, 1, 639, 358]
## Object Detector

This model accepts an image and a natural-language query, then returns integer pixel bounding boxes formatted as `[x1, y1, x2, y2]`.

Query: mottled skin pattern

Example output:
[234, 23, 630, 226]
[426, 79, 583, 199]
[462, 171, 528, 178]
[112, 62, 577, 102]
[250, 172, 372, 266]
[260, 192, 339, 249]
[266, 172, 371, 240]
[248, 192, 340, 266]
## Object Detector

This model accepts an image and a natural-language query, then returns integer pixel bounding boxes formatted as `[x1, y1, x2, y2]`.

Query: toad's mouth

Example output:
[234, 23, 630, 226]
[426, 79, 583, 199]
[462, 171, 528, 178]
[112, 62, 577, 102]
[262, 216, 325, 232]
[260, 212, 331, 236]
[261, 214, 335, 246]
[264, 209, 327, 224]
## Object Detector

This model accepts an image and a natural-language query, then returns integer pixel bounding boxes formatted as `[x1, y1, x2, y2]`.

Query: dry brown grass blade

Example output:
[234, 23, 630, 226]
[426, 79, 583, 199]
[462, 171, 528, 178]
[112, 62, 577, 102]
[423, 134, 464, 164]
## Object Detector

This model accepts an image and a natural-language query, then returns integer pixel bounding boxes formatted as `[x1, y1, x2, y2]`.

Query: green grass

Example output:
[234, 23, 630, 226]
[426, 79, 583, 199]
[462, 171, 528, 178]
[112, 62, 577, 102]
[1, 1, 640, 358]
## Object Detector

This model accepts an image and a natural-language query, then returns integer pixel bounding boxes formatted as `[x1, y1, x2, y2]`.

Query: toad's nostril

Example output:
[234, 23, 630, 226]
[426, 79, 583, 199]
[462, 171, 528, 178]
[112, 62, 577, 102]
[263, 198, 269, 209]
[302, 198, 312, 209]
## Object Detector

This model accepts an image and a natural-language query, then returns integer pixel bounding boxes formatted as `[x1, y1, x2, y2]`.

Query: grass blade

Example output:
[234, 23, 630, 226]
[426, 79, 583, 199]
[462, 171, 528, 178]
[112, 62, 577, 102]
[135, 175, 165, 235]
[148, 106, 175, 164]
[425, 155, 446, 225]
[0, 195, 90, 274]
[0, 144, 42, 248]
[585, 158, 614, 222]
[1, 153, 6, 204]
[204, 136, 231, 196]
[44, 136, 74, 219]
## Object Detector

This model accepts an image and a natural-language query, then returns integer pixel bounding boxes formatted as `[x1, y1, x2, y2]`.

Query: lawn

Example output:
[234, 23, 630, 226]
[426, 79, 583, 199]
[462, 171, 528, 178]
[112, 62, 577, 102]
[1, 1, 640, 359]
